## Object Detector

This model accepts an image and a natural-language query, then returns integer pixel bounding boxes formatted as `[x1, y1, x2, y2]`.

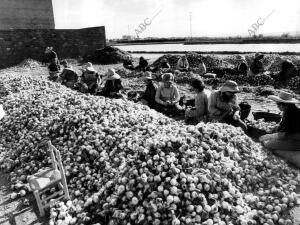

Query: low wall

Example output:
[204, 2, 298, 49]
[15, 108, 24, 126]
[0, 26, 106, 68]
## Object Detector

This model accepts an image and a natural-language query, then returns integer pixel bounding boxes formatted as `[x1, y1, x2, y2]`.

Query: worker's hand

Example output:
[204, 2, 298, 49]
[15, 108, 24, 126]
[233, 111, 240, 120]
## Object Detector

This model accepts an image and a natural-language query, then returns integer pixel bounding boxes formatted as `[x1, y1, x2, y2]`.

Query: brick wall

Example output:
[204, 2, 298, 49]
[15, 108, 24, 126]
[0, 26, 106, 68]
[0, 0, 55, 30]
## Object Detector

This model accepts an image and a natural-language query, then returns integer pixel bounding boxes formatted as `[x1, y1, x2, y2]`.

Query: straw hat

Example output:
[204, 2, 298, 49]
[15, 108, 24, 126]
[220, 80, 240, 93]
[269, 91, 299, 104]
[45, 47, 53, 54]
[106, 68, 120, 80]
[85, 62, 96, 72]
[162, 73, 174, 82]
[141, 71, 153, 80]
[0, 105, 5, 120]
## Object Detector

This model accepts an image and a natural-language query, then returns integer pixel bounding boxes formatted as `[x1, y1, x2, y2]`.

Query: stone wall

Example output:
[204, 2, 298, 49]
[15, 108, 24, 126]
[0, 26, 106, 68]
[0, 0, 55, 30]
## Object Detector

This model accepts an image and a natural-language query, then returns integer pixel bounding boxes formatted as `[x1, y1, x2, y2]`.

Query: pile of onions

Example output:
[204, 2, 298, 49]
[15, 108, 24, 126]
[0, 70, 299, 225]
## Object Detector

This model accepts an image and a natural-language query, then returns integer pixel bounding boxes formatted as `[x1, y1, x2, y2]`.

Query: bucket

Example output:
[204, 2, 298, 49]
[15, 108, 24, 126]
[239, 102, 251, 120]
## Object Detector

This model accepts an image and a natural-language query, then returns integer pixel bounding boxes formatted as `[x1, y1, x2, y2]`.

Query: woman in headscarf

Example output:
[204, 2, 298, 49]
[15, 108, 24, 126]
[249, 53, 264, 76]
[123, 55, 135, 70]
[155, 73, 184, 116]
[138, 72, 158, 109]
[160, 58, 172, 73]
[236, 55, 248, 76]
[135, 56, 149, 72]
[45, 47, 60, 76]
[278, 58, 298, 86]
[185, 78, 211, 123]
[176, 55, 190, 72]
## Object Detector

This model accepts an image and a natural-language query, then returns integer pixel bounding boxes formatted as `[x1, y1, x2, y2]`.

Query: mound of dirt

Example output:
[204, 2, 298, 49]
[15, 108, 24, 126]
[89, 46, 131, 64]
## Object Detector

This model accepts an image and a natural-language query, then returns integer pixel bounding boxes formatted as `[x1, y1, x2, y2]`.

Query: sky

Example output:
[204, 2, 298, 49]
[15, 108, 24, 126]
[52, 0, 300, 39]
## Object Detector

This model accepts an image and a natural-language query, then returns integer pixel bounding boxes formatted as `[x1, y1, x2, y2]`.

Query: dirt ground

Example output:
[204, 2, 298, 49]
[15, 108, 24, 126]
[0, 60, 299, 224]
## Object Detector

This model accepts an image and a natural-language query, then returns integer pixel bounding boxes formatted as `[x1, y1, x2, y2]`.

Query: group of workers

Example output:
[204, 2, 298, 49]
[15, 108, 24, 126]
[43, 46, 300, 154]
[123, 52, 299, 86]
[45, 47, 124, 97]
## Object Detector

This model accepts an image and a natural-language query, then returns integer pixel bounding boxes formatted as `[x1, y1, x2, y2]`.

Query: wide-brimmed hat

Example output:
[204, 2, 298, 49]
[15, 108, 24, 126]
[162, 73, 174, 82]
[0, 105, 5, 120]
[106, 68, 120, 80]
[85, 62, 96, 72]
[141, 71, 153, 80]
[269, 91, 299, 104]
[45, 47, 53, 54]
[220, 80, 240, 93]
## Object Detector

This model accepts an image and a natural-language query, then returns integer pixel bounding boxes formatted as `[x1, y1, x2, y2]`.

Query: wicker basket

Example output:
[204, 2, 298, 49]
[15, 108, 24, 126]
[252, 111, 282, 123]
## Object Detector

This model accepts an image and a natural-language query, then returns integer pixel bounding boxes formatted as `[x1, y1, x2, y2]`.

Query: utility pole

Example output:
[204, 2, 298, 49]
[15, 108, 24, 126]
[128, 25, 130, 36]
[189, 12, 193, 41]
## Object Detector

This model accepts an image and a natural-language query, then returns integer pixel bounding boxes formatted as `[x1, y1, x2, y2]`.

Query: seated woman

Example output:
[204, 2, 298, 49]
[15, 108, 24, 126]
[208, 80, 247, 131]
[137, 72, 158, 109]
[45, 47, 60, 80]
[98, 68, 124, 99]
[59, 60, 78, 89]
[278, 58, 298, 86]
[81, 62, 101, 94]
[123, 55, 135, 70]
[192, 60, 207, 76]
[160, 58, 172, 73]
[155, 73, 184, 116]
[260, 91, 300, 152]
[185, 79, 210, 123]
[236, 55, 248, 76]
[135, 57, 149, 72]
[249, 53, 264, 76]
[176, 55, 189, 72]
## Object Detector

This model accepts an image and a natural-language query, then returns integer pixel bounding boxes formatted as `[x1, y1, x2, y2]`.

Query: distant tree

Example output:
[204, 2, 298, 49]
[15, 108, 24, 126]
[281, 33, 289, 38]
[258, 34, 263, 38]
